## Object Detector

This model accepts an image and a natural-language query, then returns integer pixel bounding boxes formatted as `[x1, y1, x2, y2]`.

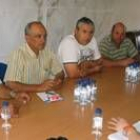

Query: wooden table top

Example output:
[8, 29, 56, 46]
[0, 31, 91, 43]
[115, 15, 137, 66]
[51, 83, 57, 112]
[0, 67, 140, 140]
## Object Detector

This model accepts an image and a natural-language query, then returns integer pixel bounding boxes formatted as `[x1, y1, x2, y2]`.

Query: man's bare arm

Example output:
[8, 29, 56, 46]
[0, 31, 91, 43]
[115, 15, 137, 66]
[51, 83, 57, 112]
[64, 63, 81, 78]
[64, 59, 102, 78]
[102, 55, 137, 67]
[5, 80, 59, 93]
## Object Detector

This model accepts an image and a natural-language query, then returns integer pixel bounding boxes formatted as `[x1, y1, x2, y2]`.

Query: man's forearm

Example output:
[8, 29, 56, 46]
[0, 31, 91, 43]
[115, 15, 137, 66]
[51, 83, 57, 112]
[80, 64, 102, 77]
[102, 59, 120, 67]
[102, 58, 136, 67]
[79, 60, 102, 76]
[0, 85, 12, 99]
[86, 65, 102, 75]
[6, 81, 43, 93]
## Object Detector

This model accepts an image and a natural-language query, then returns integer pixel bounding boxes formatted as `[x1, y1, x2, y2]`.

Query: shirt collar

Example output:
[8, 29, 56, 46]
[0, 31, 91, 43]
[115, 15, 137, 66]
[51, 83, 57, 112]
[25, 43, 39, 58]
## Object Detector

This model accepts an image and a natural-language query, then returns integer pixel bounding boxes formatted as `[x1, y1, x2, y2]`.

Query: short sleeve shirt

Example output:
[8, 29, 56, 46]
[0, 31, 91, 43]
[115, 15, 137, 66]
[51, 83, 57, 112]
[99, 35, 138, 60]
[4, 44, 62, 84]
[58, 35, 101, 64]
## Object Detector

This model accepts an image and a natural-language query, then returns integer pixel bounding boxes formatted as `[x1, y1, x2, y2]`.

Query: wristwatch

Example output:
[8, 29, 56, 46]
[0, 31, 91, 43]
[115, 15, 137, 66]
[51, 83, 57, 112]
[123, 125, 134, 136]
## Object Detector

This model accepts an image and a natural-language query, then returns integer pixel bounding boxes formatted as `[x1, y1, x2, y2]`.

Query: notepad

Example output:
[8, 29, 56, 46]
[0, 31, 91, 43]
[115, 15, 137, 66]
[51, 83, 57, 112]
[37, 91, 63, 102]
[108, 121, 140, 140]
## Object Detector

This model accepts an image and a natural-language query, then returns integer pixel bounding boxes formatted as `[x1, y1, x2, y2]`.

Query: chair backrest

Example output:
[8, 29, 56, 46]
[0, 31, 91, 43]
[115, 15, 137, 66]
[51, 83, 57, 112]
[135, 31, 140, 52]
[126, 31, 140, 53]
[126, 31, 136, 46]
[0, 62, 7, 82]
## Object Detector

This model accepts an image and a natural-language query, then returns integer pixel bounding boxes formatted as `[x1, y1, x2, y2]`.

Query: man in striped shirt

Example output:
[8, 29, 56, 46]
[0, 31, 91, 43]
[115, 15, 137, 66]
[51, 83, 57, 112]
[4, 21, 64, 93]
[99, 22, 138, 67]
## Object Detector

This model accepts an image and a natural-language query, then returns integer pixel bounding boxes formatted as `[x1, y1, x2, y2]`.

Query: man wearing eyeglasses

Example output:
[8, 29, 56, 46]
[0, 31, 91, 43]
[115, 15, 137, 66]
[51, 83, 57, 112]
[4, 21, 64, 93]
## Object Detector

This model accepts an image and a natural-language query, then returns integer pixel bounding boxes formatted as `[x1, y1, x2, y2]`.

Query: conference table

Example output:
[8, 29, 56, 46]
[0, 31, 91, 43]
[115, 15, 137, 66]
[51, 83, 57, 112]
[0, 67, 140, 140]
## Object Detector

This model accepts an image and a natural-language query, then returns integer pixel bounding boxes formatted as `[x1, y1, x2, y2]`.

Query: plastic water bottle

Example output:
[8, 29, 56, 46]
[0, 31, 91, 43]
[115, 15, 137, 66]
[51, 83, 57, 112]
[125, 65, 131, 82]
[74, 78, 98, 105]
[85, 79, 92, 103]
[135, 62, 140, 82]
[91, 80, 97, 101]
[125, 63, 140, 83]
[74, 80, 81, 102]
[131, 66, 137, 83]
[1, 101, 12, 133]
[137, 63, 140, 82]
[79, 84, 88, 106]
[129, 64, 133, 82]
[92, 108, 103, 140]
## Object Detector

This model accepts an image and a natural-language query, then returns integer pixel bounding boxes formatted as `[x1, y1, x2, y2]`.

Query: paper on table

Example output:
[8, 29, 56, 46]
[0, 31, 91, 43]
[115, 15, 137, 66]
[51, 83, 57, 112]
[37, 91, 63, 102]
[108, 121, 140, 140]
[37, 92, 49, 102]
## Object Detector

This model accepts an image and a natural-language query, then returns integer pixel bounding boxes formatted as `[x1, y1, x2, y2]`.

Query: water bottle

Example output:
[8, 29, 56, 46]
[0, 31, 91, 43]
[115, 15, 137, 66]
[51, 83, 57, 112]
[135, 62, 140, 82]
[1, 101, 12, 133]
[91, 79, 97, 101]
[74, 80, 81, 102]
[125, 65, 131, 82]
[85, 78, 92, 103]
[129, 64, 134, 82]
[92, 108, 103, 140]
[79, 83, 88, 106]
[137, 63, 140, 82]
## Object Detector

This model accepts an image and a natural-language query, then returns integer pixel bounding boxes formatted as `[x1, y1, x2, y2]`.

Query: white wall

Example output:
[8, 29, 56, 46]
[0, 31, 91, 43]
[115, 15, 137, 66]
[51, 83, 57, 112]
[0, 0, 38, 62]
[0, 0, 140, 62]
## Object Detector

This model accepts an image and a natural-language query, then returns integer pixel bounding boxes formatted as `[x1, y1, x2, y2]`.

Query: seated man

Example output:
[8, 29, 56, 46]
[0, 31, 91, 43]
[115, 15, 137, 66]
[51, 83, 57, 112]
[0, 80, 30, 117]
[99, 22, 138, 67]
[58, 17, 102, 78]
[4, 21, 64, 93]
[109, 117, 140, 140]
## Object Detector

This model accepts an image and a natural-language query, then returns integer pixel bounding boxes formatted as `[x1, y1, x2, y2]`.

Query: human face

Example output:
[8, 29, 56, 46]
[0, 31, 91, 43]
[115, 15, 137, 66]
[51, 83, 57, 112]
[75, 23, 94, 45]
[112, 25, 125, 46]
[25, 23, 47, 55]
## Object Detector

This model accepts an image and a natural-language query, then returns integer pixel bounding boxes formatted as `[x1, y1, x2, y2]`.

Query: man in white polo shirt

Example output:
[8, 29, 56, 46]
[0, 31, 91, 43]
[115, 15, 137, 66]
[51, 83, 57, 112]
[58, 17, 102, 78]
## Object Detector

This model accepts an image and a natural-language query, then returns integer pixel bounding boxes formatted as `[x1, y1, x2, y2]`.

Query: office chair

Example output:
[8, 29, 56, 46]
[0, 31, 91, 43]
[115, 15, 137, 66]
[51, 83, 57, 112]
[0, 62, 7, 83]
[126, 31, 140, 53]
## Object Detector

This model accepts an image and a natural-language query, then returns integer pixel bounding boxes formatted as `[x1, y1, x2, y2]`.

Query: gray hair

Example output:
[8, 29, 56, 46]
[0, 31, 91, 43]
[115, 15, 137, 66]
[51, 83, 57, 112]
[24, 21, 44, 35]
[76, 17, 95, 30]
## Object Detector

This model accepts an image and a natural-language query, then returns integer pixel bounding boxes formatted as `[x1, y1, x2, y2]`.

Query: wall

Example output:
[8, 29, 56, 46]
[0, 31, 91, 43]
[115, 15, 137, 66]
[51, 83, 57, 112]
[0, 0, 140, 62]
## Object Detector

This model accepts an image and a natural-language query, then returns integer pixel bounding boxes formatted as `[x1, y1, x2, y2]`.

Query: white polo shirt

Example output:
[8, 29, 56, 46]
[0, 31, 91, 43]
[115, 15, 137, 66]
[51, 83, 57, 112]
[58, 35, 101, 76]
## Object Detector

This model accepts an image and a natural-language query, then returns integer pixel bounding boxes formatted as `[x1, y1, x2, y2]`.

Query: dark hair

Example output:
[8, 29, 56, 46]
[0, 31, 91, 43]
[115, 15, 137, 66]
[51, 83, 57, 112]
[46, 136, 68, 140]
[24, 21, 44, 35]
[76, 17, 95, 29]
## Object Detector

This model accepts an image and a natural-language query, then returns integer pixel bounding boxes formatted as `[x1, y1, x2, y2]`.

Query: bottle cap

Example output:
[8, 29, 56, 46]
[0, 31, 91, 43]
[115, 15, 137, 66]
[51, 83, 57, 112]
[95, 108, 102, 115]
[2, 101, 9, 107]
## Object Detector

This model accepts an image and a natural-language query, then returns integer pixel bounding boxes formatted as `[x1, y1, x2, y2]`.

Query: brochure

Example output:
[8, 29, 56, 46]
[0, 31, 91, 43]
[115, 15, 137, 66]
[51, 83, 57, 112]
[37, 91, 63, 102]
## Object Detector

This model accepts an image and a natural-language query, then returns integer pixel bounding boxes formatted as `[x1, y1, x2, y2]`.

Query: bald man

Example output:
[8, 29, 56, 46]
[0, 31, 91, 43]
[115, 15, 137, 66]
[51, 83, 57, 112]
[99, 22, 138, 67]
